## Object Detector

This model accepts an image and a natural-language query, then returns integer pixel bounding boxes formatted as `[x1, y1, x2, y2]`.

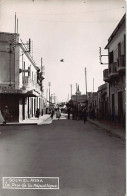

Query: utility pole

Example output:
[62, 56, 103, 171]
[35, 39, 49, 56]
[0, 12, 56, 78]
[70, 84, 72, 99]
[15, 12, 16, 34]
[17, 18, 18, 34]
[48, 82, 51, 106]
[46, 88, 48, 106]
[93, 78, 94, 93]
[85, 67, 87, 99]
[76, 83, 78, 119]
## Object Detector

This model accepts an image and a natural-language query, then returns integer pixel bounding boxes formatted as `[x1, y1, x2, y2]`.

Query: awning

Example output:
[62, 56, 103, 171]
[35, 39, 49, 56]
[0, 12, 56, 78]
[0, 89, 40, 97]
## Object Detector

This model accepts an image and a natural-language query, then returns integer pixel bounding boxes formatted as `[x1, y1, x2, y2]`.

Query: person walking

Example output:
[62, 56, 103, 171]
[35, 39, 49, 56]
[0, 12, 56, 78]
[82, 108, 87, 124]
[50, 109, 54, 119]
[35, 108, 40, 119]
[2, 106, 9, 124]
[56, 108, 61, 120]
[67, 107, 71, 120]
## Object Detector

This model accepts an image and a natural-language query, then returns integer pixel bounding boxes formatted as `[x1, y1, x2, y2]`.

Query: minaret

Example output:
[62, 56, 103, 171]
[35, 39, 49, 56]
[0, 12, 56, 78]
[76, 85, 81, 95]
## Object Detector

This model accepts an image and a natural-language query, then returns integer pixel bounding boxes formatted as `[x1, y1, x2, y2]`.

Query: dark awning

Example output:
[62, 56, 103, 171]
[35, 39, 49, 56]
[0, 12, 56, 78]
[0, 89, 40, 97]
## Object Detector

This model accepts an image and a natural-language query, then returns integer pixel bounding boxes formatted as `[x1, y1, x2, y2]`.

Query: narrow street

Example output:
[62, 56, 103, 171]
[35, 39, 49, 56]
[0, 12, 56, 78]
[0, 118, 125, 196]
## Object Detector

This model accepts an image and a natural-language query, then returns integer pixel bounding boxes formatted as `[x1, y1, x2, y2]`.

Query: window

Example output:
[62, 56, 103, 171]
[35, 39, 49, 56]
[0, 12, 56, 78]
[118, 42, 121, 56]
[114, 49, 118, 62]
[109, 51, 114, 64]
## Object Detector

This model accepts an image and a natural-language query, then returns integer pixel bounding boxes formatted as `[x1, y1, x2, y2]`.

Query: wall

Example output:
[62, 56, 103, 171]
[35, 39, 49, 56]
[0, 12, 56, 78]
[108, 23, 125, 54]
[0, 33, 16, 86]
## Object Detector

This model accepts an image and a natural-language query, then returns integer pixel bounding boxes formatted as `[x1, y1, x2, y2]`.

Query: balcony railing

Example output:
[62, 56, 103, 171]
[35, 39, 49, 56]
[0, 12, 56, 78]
[108, 62, 119, 78]
[103, 69, 110, 82]
[22, 76, 40, 92]
[117, 55, 125, 72]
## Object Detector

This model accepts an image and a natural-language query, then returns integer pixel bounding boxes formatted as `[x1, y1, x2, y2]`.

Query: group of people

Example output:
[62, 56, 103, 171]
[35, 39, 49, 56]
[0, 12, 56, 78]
[50, 108, 61, 120]
[67, 107, 88, 124]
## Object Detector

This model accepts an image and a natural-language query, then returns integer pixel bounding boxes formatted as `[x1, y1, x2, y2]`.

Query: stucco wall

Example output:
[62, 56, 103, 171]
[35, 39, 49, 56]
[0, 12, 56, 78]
[0, 33, 19, 87]
[108, 23, 125, 55]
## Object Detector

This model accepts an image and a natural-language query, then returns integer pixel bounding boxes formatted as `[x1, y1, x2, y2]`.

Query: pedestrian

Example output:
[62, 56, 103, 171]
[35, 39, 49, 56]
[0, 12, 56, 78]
[35, 108, 40, 119]
[112, 112, 114, 122]
[82, 108, 87, 124]
[50, 109, 54, 119]
[2, 106, 9, 124]
[56, 108, 61, 120]
[67, 107, 71, 120]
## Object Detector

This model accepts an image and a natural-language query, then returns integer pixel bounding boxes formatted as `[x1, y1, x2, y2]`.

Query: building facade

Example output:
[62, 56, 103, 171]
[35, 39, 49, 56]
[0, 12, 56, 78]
[0, 32, 44, 122]
[103, 14, 126, 125]
[97, 83, 109, 120]
[87, 92, 98, 110]
[71, 85, 86, 107]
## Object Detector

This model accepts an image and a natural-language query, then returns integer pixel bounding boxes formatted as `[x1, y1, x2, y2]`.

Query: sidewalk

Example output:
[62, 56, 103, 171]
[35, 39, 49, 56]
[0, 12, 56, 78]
[88, 118, 125, 141]
[0, 114, 52, 126]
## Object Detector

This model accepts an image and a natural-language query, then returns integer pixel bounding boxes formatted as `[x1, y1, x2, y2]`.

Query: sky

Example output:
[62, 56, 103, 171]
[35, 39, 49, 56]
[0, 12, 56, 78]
[0, 0, 126, 102]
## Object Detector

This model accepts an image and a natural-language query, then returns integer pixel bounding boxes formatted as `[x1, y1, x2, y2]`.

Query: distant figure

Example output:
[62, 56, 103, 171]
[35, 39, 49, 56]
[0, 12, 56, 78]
[36, 108, 40, 119]
[56, 108, 61, 120]
[79, 109, 82, 120]
[50, 109, 54, 119]
[82, 108, 87, 124]
[3, 106, 9, 124]
[112, 112, 114, 122]
[67, 107, 71, 120]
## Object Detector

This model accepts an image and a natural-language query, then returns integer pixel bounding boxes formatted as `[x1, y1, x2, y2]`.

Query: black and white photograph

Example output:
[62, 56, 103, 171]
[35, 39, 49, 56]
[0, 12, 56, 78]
[0, 0, 126, 195]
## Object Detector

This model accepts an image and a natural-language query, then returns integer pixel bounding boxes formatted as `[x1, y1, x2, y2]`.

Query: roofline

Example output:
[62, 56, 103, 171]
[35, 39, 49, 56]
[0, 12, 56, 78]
[105, 14, 125, 49]
[0, 32, 19, 36]
[0, 31, 40, 70]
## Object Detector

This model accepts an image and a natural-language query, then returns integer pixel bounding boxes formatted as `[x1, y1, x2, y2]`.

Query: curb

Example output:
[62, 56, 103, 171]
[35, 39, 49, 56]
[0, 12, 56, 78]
[0, 115, 52, 126]
[0, 123, 37, 126]
[88, 119, 125, 141]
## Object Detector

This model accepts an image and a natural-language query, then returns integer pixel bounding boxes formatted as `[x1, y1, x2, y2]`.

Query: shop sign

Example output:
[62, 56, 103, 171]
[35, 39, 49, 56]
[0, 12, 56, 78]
[0, 86, 22, 94]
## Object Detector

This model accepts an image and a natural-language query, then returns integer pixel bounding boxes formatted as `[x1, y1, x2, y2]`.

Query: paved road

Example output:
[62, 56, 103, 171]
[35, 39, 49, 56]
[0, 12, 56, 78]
[0, 119, 125, 196]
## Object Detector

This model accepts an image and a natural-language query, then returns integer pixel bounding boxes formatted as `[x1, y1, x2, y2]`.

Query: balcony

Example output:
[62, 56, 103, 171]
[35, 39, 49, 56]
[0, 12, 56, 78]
[108, 62, 119, 78]
[22, 76, 40, 93]
[117, 55, 125, 72]
[103, 69, 110, 82]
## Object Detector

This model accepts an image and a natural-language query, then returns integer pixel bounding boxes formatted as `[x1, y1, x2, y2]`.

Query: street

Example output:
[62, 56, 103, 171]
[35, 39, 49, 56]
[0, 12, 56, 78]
[0, 118, 125, 196]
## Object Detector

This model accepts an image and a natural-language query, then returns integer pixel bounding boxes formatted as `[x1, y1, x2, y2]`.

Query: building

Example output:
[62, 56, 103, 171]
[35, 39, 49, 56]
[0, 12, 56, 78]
[0, 32, 44, 122]
[103, 14, 126, 125]
[97, 83, 109, 120]
[87, 92, 98, 110]
[71, 85, 86, 107]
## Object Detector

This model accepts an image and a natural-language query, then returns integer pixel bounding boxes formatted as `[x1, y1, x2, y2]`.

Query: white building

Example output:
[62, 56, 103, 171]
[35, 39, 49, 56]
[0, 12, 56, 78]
[103, 14, 126, 125]
[0, 32, 44, 122]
